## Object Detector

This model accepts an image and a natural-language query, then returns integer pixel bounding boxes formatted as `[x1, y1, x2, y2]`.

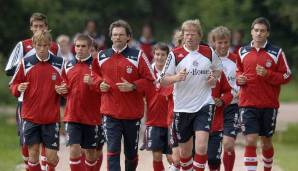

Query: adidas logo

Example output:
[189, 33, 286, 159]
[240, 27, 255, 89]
[92, 143, 96, 147]
[101, 54, 106, 58]
[205, 125, 210, 129]
[26, 62, 32, 67]
[52, 142, 57, 147]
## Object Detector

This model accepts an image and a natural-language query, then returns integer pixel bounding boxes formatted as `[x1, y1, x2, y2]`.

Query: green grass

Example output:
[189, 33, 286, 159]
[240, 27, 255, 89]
[279, 79, 298, 102]
[274, 124, 298, 171]
[0, 115, 22, 171]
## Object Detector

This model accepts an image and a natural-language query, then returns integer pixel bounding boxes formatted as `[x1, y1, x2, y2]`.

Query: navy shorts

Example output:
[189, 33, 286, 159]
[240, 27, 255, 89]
[144, 126, 170, 154]
[207, 131, 223, 167]
[223, 104, 240, 138]
[65, 122, 104, 149]
[240, 107, 278, 137]
[23, 120, 60, 150]
[168, 121, 179, 148]
[15, 101, 25, 145]
[174, 104, 215, 143]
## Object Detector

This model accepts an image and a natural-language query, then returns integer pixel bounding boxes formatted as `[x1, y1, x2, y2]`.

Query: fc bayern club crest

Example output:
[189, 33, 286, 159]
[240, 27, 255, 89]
[52, 73, 57, 80]
[126, 66, 133, 74]
[265, 59, 272, 68]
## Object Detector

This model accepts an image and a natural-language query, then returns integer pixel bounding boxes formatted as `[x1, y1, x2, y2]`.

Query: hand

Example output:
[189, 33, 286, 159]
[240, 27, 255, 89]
[100, 81, 110, 92]
[214, 98, 223, 107]
[55, 82, 68, 95]
[174, 68, 187, 82]
[17, 82, 29, 92]
[256, 64, 267, 77]
[116, 77, 136, 92]
[207, 73, 217, 87]
[237, 74, 247, 85]
[83, 74, 92, 85]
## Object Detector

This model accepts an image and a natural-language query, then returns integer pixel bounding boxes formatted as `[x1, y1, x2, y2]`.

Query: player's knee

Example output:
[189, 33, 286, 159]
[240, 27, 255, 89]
[208, 159, 221, 170]
[245, 135, 258, 146]
[28, 145, 39, 163]
[85, 149, 97, 162]
[69, 144, 81, 159]
[180, 147, 192, 158]
[195, 143, 208, 154]
[152, 151, 163, 161]
[223, 140, 235, 152]
[47, 153, 59, 166]
[261, 137, 273, 150]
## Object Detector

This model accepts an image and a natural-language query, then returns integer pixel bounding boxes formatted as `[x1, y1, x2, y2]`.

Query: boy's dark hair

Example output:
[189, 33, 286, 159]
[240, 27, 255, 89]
[153, 42, 170, 55]
[251, 17, 271, 31]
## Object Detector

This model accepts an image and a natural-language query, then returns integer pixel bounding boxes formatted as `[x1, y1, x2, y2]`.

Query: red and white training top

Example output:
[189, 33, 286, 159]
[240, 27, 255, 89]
[63, 56, 102, 125]
[211, 72, 233, 132]
[236, 41, 291, 108]
[160, 45, 223, 113]
[220, 52, 239, 104]
[92, 45, 154, 120]
[9, 54, 64, 124]
[5, 38, 60, 76]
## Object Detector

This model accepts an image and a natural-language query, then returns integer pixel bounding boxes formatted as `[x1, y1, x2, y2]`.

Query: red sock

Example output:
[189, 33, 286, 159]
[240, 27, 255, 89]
[28, 162, 41, 171]
[193, 153, 207, 171]
[223, 150, 235, 171]
[244, 146, 257, 171]
[85, 160, 97, 171]
[81, 153, 86, 165]
[22, 145, 29, 171]
[70, 157, 83, 171]
[180, 156, 193, 171]
[153, 160, 164, 171]
[40, 145, 47, 171]
[262, 147, 274, 171]
[47, 162, 57, 171]
[95, 154, 103, 171]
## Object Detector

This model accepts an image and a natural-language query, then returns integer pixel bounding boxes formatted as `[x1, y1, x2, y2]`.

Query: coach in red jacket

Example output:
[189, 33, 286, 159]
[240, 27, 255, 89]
[92, 20, 154, 171]
[236, 17, 291, 171]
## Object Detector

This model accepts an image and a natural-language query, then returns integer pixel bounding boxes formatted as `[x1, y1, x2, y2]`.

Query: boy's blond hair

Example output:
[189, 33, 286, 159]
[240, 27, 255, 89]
[32, 30, 52, 45]
[181, 19, 203, 37]
[209, 26, 231, 45]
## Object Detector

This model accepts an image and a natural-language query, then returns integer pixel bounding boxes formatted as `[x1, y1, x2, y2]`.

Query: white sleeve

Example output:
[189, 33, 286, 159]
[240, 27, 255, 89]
[5, 41, 24, 73]
[56, 44, 63, 58]
[210, 48, 223, 71]
[160, 51, 176, 77]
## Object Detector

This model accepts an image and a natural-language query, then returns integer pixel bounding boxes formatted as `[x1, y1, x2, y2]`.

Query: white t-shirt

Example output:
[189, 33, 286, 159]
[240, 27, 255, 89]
[220, 52, 239, 104]
[161, 45, 222, 113]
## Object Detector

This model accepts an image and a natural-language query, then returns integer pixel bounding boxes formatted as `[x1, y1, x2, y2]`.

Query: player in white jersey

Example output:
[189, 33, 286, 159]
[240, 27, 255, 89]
[209, 26, 240, 171]
[160, 19, 222, 171]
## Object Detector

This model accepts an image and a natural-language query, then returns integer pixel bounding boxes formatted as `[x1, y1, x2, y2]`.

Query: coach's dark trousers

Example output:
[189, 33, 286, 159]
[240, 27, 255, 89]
[103, 115, 141, 171]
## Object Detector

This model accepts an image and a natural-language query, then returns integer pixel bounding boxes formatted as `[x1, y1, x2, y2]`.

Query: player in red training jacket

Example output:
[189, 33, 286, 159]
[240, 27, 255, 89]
[236, 17, 291, 171]
[5, 13, 60, 171]
[9, 30, 64, 171]
[59, 34, 104, 171]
